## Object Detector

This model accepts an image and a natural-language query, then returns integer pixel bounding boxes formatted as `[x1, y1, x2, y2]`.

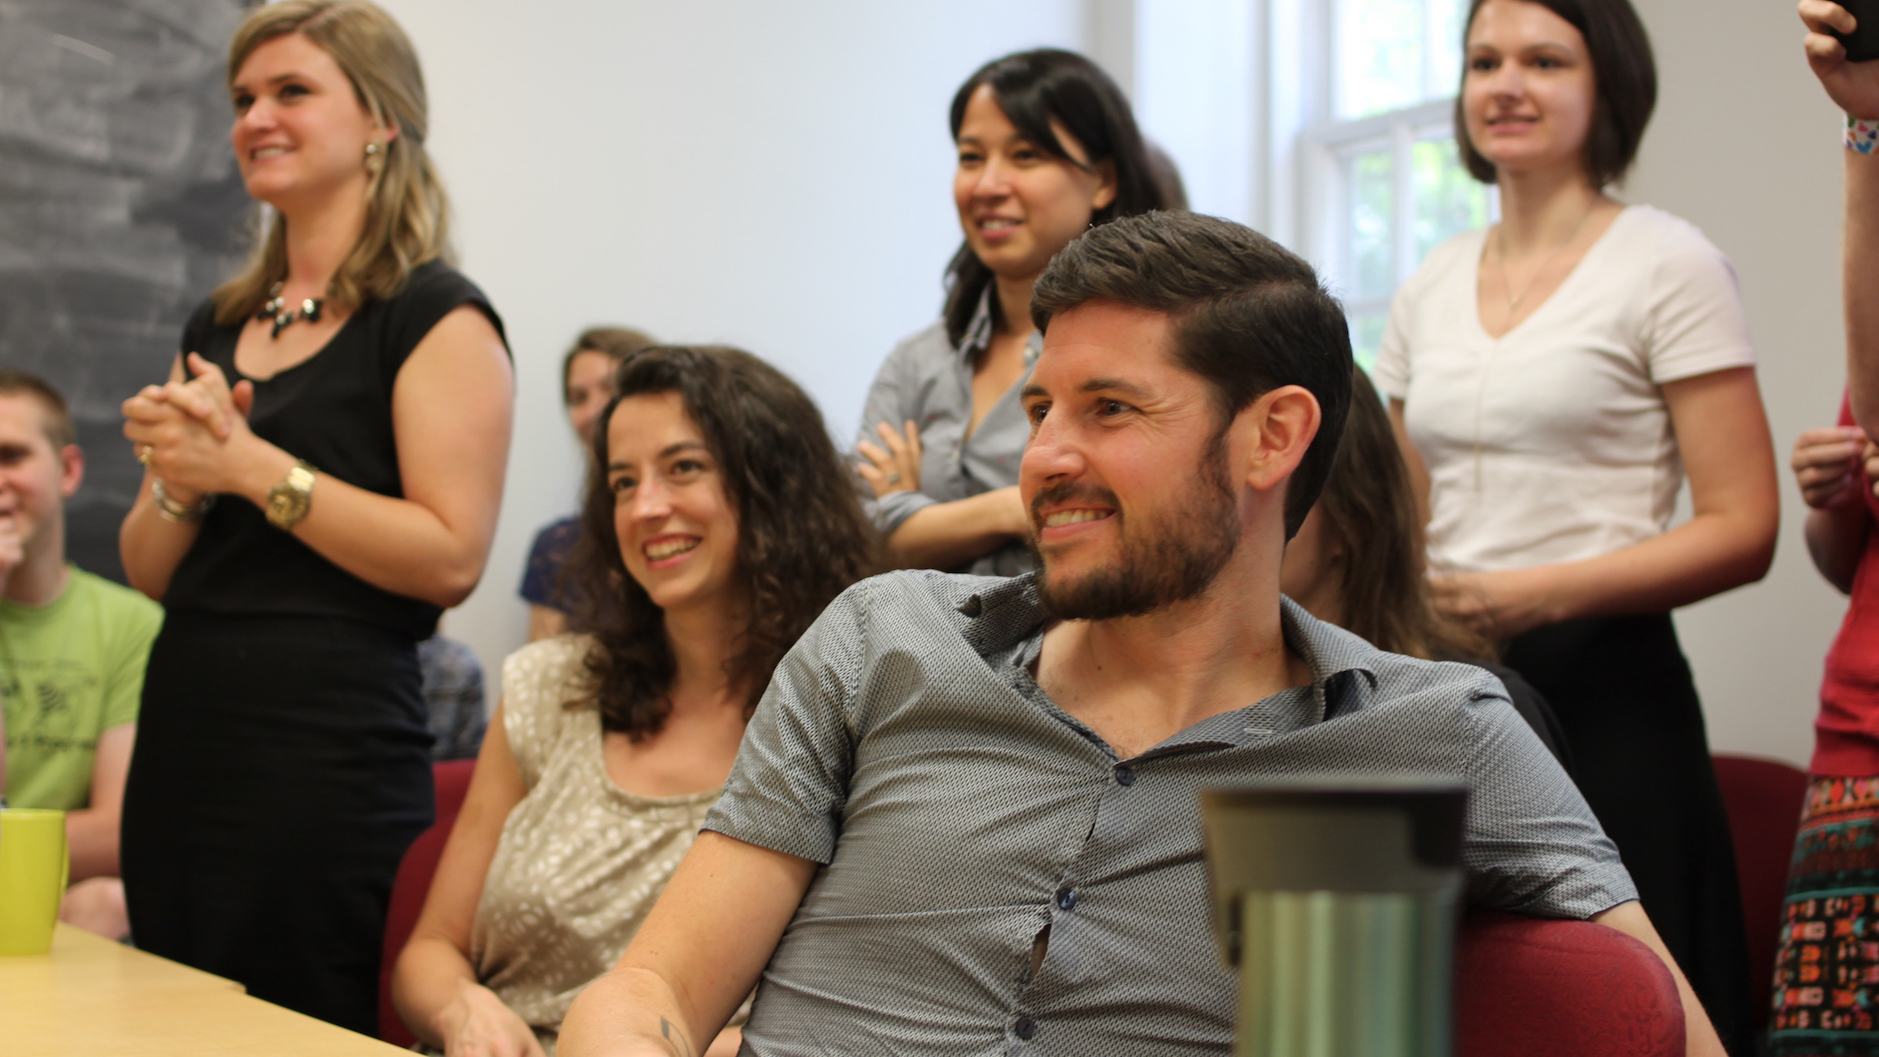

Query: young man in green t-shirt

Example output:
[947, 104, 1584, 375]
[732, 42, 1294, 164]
[0, 369, 162, 940]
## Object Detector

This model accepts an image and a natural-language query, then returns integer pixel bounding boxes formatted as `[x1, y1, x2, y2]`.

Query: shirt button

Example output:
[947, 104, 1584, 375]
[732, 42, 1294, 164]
[1056, 888, 1078, 911]
[1114, 764, 1136, 786]
[1015, 1016, 1037, 1040]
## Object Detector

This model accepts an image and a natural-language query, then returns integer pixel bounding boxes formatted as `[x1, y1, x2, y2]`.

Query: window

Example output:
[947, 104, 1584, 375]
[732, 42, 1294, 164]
[1305, 0, 1493, 368]
[1129, 0, 1493, 370]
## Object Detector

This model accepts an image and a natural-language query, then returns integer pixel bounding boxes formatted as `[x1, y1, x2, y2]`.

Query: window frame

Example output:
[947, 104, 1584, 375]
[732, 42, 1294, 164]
[1253, 0, 1493, 351]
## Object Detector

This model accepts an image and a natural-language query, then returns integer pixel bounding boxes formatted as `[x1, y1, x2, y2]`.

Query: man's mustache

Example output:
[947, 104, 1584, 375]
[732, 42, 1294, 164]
[1028, 482, 1121, 529]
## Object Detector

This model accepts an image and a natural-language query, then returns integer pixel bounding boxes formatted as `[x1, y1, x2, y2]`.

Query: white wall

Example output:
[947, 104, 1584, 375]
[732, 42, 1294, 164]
[376, 1, 1839, 768]
[371, 1, 1085, 684]
[1627, 0, 1848, 768]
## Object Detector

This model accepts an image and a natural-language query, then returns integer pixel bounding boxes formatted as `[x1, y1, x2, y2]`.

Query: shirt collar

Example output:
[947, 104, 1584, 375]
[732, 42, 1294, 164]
[958, 288, 1043, 368]
[952, 575, 1382, 729]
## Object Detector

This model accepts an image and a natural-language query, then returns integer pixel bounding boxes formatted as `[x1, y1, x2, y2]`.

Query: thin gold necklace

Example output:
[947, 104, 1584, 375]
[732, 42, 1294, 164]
[1495, 199, 1598, 315]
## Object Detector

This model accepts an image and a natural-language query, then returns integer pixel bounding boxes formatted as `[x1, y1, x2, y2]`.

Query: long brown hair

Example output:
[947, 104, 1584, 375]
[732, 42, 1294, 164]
[566, 346, 879, 740]
[212, 0, 450, 323]
[1316, 368, 1492, 662]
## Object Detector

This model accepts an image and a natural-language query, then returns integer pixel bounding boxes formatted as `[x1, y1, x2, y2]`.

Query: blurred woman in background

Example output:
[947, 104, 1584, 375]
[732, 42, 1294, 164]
[1372, 0, 1777, 1046]
[1282, 367, 1569, 768]
[855, 48, 1168, 574]
[393, 347, 875, 1057]
[117, 0, 511, 1032]
[521, 326, 657, 641]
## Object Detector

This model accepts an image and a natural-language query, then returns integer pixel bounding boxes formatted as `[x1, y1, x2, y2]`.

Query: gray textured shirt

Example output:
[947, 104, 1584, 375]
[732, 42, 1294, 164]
[705, 571, 1635, 1057]
[856, 296, 1042, 577]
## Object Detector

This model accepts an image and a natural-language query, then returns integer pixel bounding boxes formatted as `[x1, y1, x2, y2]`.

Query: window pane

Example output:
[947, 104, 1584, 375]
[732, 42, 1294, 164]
[1350, 313, 1388, 374]
[1411, 136, 1488, 262]
[1336, 0, 1469, 118]
[1347, 148, 1395, 300]
[1336, 0, 1424, 118]
[1425, 0, 1467, 100]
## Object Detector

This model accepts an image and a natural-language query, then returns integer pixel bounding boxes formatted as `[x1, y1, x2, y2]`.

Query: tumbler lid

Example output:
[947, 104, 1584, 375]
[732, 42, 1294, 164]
[1201, 775, 1468, 965]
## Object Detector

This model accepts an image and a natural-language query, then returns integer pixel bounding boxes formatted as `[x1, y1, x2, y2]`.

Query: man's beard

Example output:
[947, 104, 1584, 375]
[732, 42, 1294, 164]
[1030, 432, 1240, 621]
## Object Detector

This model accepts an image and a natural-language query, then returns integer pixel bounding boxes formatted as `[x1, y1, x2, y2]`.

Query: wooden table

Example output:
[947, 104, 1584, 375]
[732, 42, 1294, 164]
[0, 924, 409, 1055]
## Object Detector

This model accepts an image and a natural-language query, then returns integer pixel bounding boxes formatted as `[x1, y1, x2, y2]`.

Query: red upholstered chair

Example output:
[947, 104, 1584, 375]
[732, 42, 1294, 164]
[378, 758, 478, 1046]
[1455, 909, 1684, 1057]
[1711, 752, 1809, 1029]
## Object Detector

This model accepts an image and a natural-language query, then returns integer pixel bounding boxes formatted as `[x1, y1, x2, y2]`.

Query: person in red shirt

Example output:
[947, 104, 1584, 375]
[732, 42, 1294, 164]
[1779, 3, 1879, 1049]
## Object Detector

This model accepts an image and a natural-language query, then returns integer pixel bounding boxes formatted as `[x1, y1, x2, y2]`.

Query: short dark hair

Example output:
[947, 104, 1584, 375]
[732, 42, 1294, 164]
[1455, 0, 1657, 187]
[1030, 212, 1353, 539]
[561, 326, 657, 404]
[943, 49, 1168, 348]
[566, 346, 879, 740]
[0, 368, 76, 449]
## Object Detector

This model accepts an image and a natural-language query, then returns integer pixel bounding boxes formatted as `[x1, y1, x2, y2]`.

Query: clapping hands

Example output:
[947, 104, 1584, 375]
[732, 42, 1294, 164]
[121, 353, 258, 504]
[0, 508, 22, 594]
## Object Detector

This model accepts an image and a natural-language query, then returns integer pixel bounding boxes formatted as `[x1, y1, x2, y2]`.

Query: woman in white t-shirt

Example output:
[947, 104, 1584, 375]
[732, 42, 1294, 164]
[1373, 0, 1776, 1048]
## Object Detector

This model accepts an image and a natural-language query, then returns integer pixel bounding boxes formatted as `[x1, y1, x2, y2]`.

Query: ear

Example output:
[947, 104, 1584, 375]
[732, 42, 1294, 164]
[1090, 158, 1118, 213]
[1238, 385, 1322, 496]
[58, 444, 84, 500]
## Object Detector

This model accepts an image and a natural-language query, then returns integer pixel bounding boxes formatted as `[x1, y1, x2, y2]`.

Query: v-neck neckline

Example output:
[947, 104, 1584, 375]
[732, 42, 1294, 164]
[1469, 204, 1633, 345]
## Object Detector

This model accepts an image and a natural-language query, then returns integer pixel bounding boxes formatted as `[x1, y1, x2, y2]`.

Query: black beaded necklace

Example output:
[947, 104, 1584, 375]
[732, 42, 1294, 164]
[257, 282, 323, 338]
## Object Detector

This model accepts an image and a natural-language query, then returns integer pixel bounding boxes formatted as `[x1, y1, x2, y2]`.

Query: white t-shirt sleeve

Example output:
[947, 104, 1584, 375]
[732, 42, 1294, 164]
[1371, 281, 1417, 399]
[1372, 232, 1474, 399]
[1641, 221, 1756, 383]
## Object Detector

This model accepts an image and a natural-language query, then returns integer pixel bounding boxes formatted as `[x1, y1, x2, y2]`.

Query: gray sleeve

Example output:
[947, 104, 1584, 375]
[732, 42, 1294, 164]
[1457, 682, 1638, 919]
[855, 335, 940, 536]
[702, 579, 872, 863]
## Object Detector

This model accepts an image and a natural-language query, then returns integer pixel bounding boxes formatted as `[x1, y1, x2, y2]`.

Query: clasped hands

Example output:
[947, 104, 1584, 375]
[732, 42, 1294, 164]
[122, 353, 262, 506]
[1429, 565, 1561, 641]
[1793, 425, 1878, 510]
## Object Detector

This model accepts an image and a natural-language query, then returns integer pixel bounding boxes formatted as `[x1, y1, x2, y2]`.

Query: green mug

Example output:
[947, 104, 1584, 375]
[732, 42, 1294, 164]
[0, 808, 69, 956]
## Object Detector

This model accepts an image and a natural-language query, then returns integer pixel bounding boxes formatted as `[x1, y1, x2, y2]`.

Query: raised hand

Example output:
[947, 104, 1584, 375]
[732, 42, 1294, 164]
[1793, 425, 1868, 508]
[1801, 0, 1879, 118]
[856, 420, 923, 498]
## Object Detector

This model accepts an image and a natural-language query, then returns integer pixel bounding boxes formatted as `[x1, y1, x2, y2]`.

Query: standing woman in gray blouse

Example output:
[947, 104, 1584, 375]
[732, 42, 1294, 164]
[855, 49, 1169, 574]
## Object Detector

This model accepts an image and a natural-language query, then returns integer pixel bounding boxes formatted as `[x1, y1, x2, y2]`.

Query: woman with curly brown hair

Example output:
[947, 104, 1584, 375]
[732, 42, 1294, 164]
[392, 346, 876, 1057]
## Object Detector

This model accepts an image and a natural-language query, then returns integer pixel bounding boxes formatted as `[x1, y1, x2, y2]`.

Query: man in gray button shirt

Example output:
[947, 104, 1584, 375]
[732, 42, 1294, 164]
[561, 212, 1724, 1057]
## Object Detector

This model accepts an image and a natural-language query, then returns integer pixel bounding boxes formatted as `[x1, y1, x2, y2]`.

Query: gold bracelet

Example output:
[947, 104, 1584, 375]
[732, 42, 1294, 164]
[151, 479, 215, 523]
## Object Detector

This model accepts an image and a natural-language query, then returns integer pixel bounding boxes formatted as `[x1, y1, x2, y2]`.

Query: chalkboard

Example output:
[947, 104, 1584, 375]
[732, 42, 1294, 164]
[0, 0, 252, 583]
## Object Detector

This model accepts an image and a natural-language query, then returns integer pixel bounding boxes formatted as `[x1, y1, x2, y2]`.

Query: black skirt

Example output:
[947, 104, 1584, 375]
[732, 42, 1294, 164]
[121, 610, 434, 1036]
[1503, 612, 1755, 1055]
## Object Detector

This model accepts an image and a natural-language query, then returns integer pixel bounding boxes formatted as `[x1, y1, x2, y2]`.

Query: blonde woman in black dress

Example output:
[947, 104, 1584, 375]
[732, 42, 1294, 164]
[117, 0, 511, 1033]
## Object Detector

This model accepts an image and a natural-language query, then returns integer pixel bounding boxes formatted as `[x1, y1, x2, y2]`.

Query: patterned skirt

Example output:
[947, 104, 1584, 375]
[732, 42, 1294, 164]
[1772, 776, 1879, 1054]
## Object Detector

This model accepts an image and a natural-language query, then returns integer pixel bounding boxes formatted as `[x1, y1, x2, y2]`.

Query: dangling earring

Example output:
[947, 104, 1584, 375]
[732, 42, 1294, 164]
[364, 141, 384, 176]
